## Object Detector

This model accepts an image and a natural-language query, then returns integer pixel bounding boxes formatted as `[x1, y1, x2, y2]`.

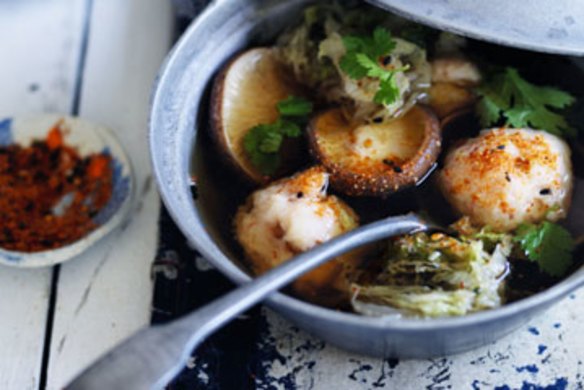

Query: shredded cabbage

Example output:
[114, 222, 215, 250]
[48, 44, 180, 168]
[276, 3, 431, 123]
[352, 225, 512, 318]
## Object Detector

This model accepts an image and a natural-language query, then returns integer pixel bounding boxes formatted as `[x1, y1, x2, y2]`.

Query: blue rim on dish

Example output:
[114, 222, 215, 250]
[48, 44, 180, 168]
[0, 114, 135, 268]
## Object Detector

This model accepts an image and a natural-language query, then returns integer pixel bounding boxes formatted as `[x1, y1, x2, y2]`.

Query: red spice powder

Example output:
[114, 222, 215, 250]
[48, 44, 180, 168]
[0, 122, 113, 252]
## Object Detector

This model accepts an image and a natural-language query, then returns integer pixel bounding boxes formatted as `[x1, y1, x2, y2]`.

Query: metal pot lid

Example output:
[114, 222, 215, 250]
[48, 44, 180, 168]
[366, 0, 584, 56]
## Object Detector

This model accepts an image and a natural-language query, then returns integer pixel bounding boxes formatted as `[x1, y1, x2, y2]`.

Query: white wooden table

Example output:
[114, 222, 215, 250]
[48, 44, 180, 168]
[0, 0, 172, 388]
[1, 1, 583, 390]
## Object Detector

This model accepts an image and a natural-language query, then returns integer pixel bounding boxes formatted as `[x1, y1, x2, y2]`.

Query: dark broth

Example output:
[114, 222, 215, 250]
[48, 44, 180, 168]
[192, 32, 584, 309]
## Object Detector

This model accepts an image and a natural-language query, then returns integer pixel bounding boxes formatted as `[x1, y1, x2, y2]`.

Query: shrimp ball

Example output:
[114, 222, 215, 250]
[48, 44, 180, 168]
[438, 128, 573, 232]
[235, 166, 361, 306]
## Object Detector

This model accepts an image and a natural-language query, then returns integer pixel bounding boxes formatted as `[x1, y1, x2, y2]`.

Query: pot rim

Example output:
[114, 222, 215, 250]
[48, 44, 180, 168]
[149, 0, 584, 333]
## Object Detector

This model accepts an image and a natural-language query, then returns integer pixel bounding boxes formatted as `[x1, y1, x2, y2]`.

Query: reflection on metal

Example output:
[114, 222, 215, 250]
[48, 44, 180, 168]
[366, 0, 584, 56]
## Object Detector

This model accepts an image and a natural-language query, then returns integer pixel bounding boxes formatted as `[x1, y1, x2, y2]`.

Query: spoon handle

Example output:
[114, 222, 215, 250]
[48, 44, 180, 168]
[65, 214, 427, 390]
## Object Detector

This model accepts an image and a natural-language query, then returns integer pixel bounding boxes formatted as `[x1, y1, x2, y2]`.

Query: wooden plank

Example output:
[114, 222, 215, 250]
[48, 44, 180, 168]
[0, 1, 86, 119]
[45, 0, 174, 388]
[0, 1, 86, 389]
[253, 295, 584, 389]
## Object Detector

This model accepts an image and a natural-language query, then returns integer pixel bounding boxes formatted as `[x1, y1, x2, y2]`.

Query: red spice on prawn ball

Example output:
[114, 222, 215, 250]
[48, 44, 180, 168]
[438, 128, 573, 232]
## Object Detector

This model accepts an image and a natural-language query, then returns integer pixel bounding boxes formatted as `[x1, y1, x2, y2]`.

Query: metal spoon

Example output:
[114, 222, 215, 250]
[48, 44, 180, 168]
[65, 213, 430, 390]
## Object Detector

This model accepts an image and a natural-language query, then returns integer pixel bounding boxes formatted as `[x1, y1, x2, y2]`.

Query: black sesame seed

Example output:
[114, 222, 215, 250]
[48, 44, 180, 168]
[393, 166, 403, 173]
[382, 56, 391, 66]
[373, 117, 383, 124]
[189, 178, 198, 200]
[297, 192, 304, 198]
[540, 188, 552, 195]
[505, 172, 511, 182]
[190, 186, 198, 200]
[497, 145, 506, 150]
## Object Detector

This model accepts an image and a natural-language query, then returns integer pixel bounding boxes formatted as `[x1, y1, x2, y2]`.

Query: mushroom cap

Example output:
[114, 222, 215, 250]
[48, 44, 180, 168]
[308, 105, 441, 197]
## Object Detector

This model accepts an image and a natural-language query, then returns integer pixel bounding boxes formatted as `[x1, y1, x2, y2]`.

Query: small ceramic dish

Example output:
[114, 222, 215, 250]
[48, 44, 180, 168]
[0, 114, 134, 268]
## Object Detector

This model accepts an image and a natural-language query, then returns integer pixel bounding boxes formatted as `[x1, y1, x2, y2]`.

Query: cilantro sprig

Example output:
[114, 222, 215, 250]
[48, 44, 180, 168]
[243, 96, 312, 176]
[513, 221, 574, 277]
[476, 67, 576, 137]
[340, 27, 407, 106]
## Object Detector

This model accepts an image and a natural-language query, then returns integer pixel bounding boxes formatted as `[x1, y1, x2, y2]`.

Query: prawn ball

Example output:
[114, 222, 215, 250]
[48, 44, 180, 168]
[234, 166, 361, 306]
[438, 128, 573, 232]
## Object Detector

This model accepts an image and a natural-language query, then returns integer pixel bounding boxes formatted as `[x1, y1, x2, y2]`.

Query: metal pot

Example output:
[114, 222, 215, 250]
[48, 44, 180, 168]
[149, 0, 584, 358]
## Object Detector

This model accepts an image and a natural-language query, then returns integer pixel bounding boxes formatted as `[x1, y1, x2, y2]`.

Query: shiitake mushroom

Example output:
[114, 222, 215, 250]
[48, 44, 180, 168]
[209, 48, 305, 184]
[209, 49, 453, 198]
[308, 105, 441, 197]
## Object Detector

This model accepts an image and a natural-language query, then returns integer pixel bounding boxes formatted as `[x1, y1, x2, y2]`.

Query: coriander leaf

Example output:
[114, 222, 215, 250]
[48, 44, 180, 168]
[513, 221, 574, 277]
[340, 52, 369, 79]
[372, 27, 396, 57]
[280, 120, 301, 137]
[476, 93, 503, 128]
[507, 68, 575, 110]
[342, 27, 395, 59]
[354, 53, 406, 105]
[243, 96, 312, 176]
[243, 125, 263, 152]
[339, 27, 405, 108]
[342, 35, 366, 53]
[244, 123, 279, 152]
[355, 53, 386, 79]
[506, 105, 576, 138]
[250, 152, 280, 176]
[258, 130, 283, 153]
[244, 124, 281, 175]
[277, 96, 313, 117]
[475, 67, 576, 137]
[375, 76, 401, 106]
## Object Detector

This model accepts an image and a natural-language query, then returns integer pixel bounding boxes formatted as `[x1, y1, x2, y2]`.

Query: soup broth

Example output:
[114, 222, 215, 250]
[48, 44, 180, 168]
[192, 23, 584, 312]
